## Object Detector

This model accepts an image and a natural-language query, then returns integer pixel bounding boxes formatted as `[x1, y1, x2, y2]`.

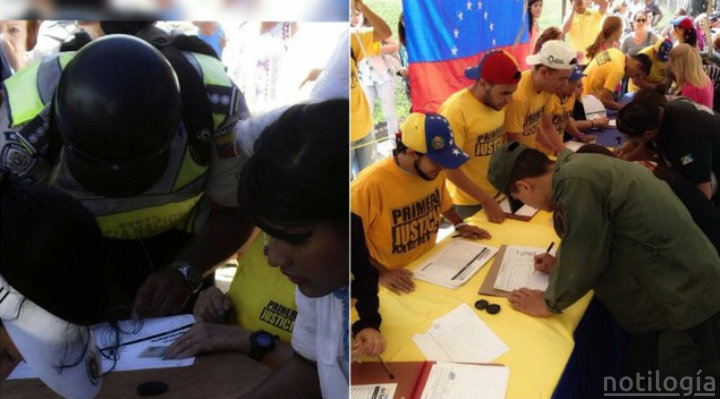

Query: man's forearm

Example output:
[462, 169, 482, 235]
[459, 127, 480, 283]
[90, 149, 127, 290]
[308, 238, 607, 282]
[562, 10, 575, 34]
[600, 90, 622, 110]
[176, 204, 254, 274]
[358, 2, 391, 41]
[541, 116, 566, 152]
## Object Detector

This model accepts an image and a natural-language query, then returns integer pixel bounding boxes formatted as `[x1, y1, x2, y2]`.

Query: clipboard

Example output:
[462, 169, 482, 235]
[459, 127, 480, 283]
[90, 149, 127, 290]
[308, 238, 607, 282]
[351, 361, 430, 399]
[497, 196, 539, 221]
[351, 361, 508, 399]
[478, 245, 511, 298]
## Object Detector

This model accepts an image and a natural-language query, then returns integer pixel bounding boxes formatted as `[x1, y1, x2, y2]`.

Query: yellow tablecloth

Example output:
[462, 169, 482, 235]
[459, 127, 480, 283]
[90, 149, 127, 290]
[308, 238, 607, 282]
[370, 210, 593, 399]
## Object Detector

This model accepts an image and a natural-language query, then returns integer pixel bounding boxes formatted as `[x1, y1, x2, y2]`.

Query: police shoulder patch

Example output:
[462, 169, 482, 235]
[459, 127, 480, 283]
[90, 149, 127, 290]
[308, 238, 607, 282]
[1, 132, 38, 176]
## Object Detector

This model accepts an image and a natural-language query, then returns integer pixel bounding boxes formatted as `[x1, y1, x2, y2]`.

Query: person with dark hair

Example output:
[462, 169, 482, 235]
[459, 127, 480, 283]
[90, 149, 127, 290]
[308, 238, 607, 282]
[617, 89, 720, 204]
[533, 27, 564, 55]
[439, 50, 522, 222]
[671, 16, 698, 48]
[236, 99, 349, 399]
[582, 46, 650, 109]
[643, 0, 663, 27]
[352, 113, 491, 295]
[528, 0, 543, 52]
[0, 175, 111, 398]
[627, 37, 672, 92]
[505, 40, 577, 154]
[487, 141, 720, 384]
[576, 143, 720, 254]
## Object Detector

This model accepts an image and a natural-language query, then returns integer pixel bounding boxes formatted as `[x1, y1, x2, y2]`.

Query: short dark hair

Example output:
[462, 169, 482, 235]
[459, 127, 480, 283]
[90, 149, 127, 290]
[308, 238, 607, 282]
[631, 53, 652, 76]
[617, 90, 664, 136]
[238, 99, 349, 236]
[576, 143, 615, 156]
[507, 149, 553, 193]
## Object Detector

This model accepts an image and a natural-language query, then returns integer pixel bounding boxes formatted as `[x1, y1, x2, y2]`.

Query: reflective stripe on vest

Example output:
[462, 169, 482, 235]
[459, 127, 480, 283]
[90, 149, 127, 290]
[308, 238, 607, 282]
[4, 51, 236, 239]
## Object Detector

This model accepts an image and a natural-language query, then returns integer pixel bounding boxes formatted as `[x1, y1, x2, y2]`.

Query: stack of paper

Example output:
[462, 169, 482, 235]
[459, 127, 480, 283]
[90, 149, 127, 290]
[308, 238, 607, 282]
[9, 314, 196, 379]
[413, 304, 509, 363]
[493, 246, 551, 292]
[413, 241, 498, 289]
[582, 94, 607, 120]
[420, 362, 510, 399]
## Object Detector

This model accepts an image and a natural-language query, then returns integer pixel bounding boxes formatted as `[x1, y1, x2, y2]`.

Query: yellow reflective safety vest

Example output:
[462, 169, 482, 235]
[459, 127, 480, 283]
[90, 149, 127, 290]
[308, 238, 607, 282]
[1, 51, 247, 239]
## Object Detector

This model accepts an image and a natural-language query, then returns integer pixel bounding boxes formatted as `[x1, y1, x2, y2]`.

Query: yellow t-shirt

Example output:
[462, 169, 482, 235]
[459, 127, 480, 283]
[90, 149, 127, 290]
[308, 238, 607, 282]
[583, 48, 626, 97]
[566, 9, 604, 59]
[504, 70, 550, 149]
[438, 88, 505, 205]
[351, 28, 379, 142]
[628, 45, 666, 92]
[227, 233, 297, 343]
[351, 157, 453, 270]
[537, 93, 575, 155]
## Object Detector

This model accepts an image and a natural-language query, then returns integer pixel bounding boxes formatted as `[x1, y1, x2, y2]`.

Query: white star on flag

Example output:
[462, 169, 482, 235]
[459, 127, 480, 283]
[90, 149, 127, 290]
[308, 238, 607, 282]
[492, 38, 497, 46]
[457, 11, 463, 21]
[451, 46, 458, 56]
[454, 28, 459, 38]
[477, 1, 482, 10]
[489, 22, 494, 31]
[484, 12, 488, 20]
[453, 149, 461, 156]
[466, 0, 472, 10]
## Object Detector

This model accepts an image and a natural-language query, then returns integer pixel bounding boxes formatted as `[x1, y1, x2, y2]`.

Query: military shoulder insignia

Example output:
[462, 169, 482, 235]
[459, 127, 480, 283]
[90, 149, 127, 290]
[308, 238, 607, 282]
[553, 200, 568, 238]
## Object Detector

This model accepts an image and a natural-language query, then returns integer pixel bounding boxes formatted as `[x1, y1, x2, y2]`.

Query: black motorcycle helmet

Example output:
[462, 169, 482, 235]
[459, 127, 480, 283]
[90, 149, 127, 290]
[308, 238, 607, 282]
[54, 34, 181, 197]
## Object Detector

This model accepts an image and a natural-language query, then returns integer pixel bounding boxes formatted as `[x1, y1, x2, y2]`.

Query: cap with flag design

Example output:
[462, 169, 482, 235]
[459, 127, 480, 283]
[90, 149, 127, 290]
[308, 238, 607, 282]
[400, 113, 469, 169]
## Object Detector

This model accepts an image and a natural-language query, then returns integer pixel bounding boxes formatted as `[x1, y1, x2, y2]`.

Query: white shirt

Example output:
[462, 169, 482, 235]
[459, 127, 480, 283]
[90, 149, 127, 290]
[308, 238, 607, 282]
[291, 288, 349, 399]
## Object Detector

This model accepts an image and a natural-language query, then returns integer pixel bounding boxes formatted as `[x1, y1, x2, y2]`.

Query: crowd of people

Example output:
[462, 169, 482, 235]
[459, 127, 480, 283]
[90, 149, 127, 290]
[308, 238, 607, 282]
[350, 0, 720, 391]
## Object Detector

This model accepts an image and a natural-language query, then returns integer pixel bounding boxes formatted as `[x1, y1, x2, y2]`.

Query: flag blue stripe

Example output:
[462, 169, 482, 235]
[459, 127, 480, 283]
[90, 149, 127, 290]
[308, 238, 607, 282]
[403, 0, 529, 63]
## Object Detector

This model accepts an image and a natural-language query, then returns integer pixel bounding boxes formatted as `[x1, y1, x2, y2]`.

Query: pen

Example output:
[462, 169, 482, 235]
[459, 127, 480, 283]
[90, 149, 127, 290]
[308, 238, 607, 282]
[378, 355, 394, 379]
[546, 241, 555, 253]
[451, 247, 489, 281]
[452, 233, 462, 238]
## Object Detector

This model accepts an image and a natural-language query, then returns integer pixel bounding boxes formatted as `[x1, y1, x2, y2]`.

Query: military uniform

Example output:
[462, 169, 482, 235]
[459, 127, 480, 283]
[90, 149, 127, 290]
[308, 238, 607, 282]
[548, 150, 720, 379]
[488, 143, 720, 383]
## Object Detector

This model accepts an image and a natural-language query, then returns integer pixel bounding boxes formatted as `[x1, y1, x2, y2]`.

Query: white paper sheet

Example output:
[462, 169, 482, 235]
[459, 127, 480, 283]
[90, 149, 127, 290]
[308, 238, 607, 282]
[493, 246, 550, 292]
[8, 314, 196, 379]
[582, 94, 607, 120]
[499, 198, 538, 218]
[413, 241, 498, 289]
[351, 383, 398, 399]
[413, 304, 509, 363]
[419, 362, 510, 399]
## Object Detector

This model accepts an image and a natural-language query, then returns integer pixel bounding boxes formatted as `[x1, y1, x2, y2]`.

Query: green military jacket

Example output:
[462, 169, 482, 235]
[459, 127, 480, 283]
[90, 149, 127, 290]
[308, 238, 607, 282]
[545, 150, 720, 333]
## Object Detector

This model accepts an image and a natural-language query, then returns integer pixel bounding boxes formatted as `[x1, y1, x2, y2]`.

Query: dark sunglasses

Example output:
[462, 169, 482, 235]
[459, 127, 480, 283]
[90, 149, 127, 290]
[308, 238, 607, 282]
[635, 18, 647, 22]
[475, 299, 501, 314]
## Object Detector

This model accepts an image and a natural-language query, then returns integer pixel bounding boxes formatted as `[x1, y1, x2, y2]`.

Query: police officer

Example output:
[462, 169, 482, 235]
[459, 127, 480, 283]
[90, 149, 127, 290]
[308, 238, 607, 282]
[0, 33, 269, 318]
[488, 142, 720, 383]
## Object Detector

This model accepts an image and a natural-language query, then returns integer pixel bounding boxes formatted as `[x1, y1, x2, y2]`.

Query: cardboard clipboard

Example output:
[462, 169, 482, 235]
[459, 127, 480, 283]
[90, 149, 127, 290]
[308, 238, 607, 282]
[478, 245, 512, 298]
[351, 361, 507, 399]
[497, 196, 538, 222]
[351, 361, 430, 399]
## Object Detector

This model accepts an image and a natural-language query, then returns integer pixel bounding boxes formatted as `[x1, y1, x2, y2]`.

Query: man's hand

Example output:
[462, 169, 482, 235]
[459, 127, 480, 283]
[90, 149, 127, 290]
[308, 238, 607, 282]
[577, 132, 597, 143]
[533, 253, 557, 273]
[456, 224, 492, 239]
[508, 288, 552, 317]
[352, 328, 386, 360]
[591, 116, 609, 128]
[379, 268, 415, 294]
[165, 322, 247, 359]
[482, 199, 506, 223]
[194, 286, 232, 323]
[132, 269, 191, 319]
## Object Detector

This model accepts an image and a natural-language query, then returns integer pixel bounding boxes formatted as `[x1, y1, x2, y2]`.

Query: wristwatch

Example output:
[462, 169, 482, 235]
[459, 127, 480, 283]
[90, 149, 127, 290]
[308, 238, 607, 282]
[168, 261, 204, 294]
[249, 330, 277, 361]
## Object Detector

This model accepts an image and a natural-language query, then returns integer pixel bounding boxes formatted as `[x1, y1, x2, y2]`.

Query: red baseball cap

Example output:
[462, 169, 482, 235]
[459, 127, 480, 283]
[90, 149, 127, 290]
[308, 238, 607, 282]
[465, 50, 521, 84]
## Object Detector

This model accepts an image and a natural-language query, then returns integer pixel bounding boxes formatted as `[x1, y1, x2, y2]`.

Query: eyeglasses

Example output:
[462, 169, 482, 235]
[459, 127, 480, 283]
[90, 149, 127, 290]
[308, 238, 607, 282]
[475, 299, 501, 314]
[635, 18, 647, 22]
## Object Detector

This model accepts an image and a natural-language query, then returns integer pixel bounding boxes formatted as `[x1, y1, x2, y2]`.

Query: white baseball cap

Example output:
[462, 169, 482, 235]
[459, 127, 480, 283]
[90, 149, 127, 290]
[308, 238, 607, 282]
[525, 40, 578, 70]
[0, 275, 103, 399]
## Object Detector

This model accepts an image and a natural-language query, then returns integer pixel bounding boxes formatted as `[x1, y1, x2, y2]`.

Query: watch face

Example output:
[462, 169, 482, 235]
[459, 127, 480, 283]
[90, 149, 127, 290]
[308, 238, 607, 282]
[255, 333, 273, 347]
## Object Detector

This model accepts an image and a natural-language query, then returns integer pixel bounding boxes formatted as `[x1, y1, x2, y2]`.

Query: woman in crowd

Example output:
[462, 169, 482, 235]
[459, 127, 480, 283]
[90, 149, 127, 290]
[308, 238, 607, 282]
[528, 0, 543, 52]
[621, 11, 659, 56]
[586, 15, 624, 61]
[669, 43, 714, 108]
[237, 99, 349, 399]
